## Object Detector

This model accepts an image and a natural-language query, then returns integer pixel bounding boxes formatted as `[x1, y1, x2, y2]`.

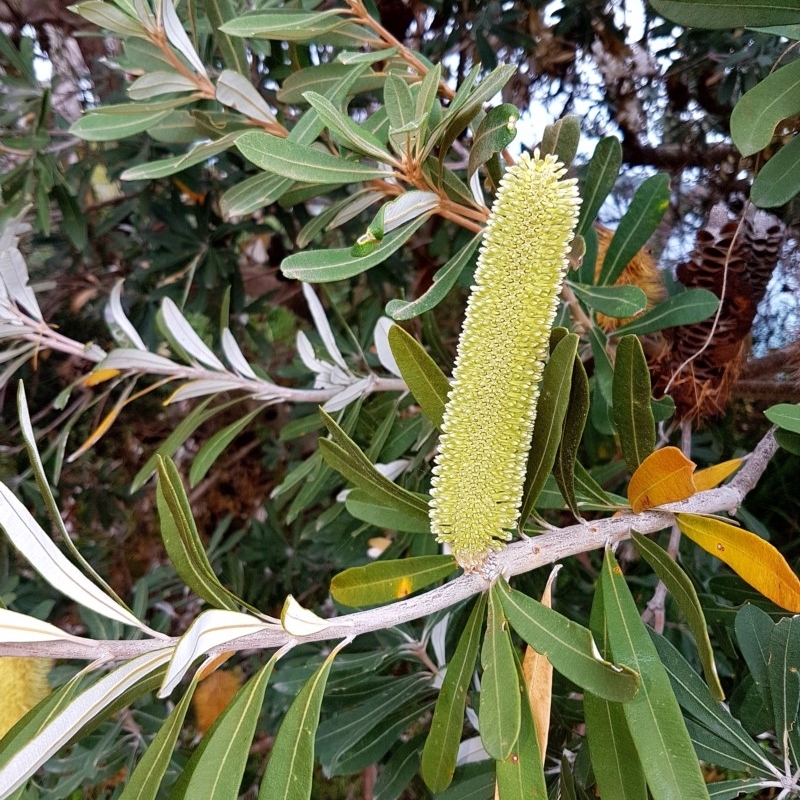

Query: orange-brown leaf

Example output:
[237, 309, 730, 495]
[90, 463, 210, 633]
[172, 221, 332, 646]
[628, 446, 696, 513]
[677, 513, 800, 612]
[693, 458, 743, 492]
[192, 668, 243, 735]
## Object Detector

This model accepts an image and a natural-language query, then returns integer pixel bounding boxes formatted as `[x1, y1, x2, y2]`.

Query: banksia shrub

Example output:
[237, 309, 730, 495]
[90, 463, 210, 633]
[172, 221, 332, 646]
[429, 151, 581, 572]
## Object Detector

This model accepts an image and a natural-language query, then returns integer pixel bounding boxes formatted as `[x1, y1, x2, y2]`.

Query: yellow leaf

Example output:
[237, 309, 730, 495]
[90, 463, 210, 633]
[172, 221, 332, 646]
[628, 446, 696, 513]
[192, 668, 242, 735]
[677, 513, 800, 612]
[83, 368, 121, 386]
[693, 458, 743, 492]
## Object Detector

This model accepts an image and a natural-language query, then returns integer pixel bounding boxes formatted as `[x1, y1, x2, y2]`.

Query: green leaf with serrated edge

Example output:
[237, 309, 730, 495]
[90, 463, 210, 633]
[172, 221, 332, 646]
[70, 108, 173, 141]
[598, 174, 670, 286]
[550, 351, 590, 519]
[631, 532, 723, 700]
[373, 735, 424, 800]
[189, 407, 261, 488]
[568, 281, 647, 318]
[497, 578, 638, 701]
[318, 409, 430, 515]
[480, 584, 521, 761]
[467, 103, 519, 178]
[650, 0, 800, 29]
[577, 137, 622, 237]
[303, 91, 393, 162]
[495, 649, 547, 800]
[751, 134, 800, 207]
[731, 60, 800, 156]
[235, 131, 388, 183]
[167, 658, 275, 800]
[649, 631, 777, 776]
[519, 334, 578, 521]
[258, 643, 343, 800]
[613, 289, 719, 336]
[219, 8, 350, 40]
[387, 324, 450, 429]
[330, 555, 457, 607]
[539, 115, 581, 167]
[585, 583, 647, 800]
[281, 216, 429, 282]
[768, 616, 800, 764]
[204, 0, 248, 75]
[422, 594, 487, 791]
[119, 679, 197, 800]
[386, 233, 481, 320]
[613, 335, 656, 472]
[345, 489, 430, 533]
[765, 403, 800, 433]
[157, 456, 245, 612]
[601, 547, 710, 800]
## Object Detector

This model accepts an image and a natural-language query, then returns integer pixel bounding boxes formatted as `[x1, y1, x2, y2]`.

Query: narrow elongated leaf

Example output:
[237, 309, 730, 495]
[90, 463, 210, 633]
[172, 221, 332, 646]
[219, 8, 350, 40]
[422, 595, 486, 792]
[387, 324, 450, 429]
[220, 172, 292, 217]
[158, 297, 225, 370]
[613, 289, 719, 336]
[631, 531, 723, 699]
[190, 407, 261, 487]
[282, 216, 429, 282]
[236, 131, 388, 183]
[735, 604, 775, 714]
[162, 0, 206, 76]
[539, 114, 581, 166]
[69, 1, 150, 36]
[156, 456, 241, 612]
[127, 71, 197, 100]
[628, 446, 696, 513]
[258, 644, 343, 800]
[330, 555, 457, 607]
[118, 679, 197, 800]
[344, 489, 431, 533]
[374, 735, 424, 800]
[577, 137, 622, 236]
[70, 108, 174, 141]
[767, 616, 800, 764]
[519, 334, 578, 521]
[601, 548, 711, 800]
[706, 778, 772, 799]
[613, 335, 656, 471]
[765, 404, 800, 433]
[598, 174, 670, 286]
[204, 0, 248, 75]
[693, 458, 743, 491]
[497, 578, 638, 701]
[649, 0, 800, 30]
[751, 134, 800, 207]
[467, 104, 519, 178]
[479, 585, 520, 761]
[568, 282, 647, 318]
[0, 608, 87, 645]
[677, 513, 800, 612]
[216, 70, 276, 123]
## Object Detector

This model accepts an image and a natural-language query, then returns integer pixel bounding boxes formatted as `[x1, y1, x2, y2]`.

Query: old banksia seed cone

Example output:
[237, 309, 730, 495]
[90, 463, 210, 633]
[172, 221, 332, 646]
[429, 150, 581, 572]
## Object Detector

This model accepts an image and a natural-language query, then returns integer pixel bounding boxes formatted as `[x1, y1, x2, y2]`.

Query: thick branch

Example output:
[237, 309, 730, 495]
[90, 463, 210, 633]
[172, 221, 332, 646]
[0, 430, 779, 662]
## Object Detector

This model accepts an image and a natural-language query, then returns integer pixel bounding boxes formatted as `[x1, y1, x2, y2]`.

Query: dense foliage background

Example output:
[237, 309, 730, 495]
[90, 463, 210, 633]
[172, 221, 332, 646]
[2, 0, 800, 798]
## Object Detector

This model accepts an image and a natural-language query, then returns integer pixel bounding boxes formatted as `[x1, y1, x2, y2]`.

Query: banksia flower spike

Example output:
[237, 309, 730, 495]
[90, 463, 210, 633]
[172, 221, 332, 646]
[0, 657, 51, 738]
[429, 150, 581, 572]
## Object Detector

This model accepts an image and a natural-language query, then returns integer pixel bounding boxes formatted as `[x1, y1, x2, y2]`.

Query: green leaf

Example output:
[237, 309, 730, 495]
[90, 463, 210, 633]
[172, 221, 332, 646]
[584, 585, 647, 800]
[387, 324, 450, 429]
[169, 659, 275, 800]
[220, 8, 351, 41]
[568, 281, 647, 318]
[735, 604, 775, 714]
[121, 133, 241, 181]
[751, 133, 800, 207]
[631, 532, 724, 700]
[497, 578, 639, 701]
[519, 333, 579, 521]
[258, 645, 341, 800]
[236, 131, 388, 183]
[52, 185, 88, 251]
[189, 407, 261, 488]
[767, 616, 800, 764]
[344, 489, 431, 533]
[281, 216, 429, 282]
[119, 680, 197, 800]
[467, 103, 520, 178]
[421, 595, 486, 792]
[386, 233, 481, 320]
[373, 736, 424, 800]
[706, 779, 772, 799]
[277, 63, 387, 105]
[330, 555, 457, 607]
[731, 60, 800, 156]
[68, 1, 149, 37]
[70, 108, 173, 141]
[598, 173, 670, 286]
[601, 547, 711, 800]
[539, 115, 581, 167]
[220, 171, 292, 217]
[612, 335, 656, 472]
[577, 137, 622, 237]
[613, 289, 719, 336]
[553, 354, 590, 518]
[318, 409, 430, 517]
[204, 0, 249, 75]
[479, 584, 521, 761]
[766, 402, 800, 432]
[650, 0, 800, 29]
[156, 456, 242, 612]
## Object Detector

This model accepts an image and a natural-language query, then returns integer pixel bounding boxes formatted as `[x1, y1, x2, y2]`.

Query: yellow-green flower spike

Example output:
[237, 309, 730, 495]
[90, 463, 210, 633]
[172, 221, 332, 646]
[429, 150, 581, 572]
